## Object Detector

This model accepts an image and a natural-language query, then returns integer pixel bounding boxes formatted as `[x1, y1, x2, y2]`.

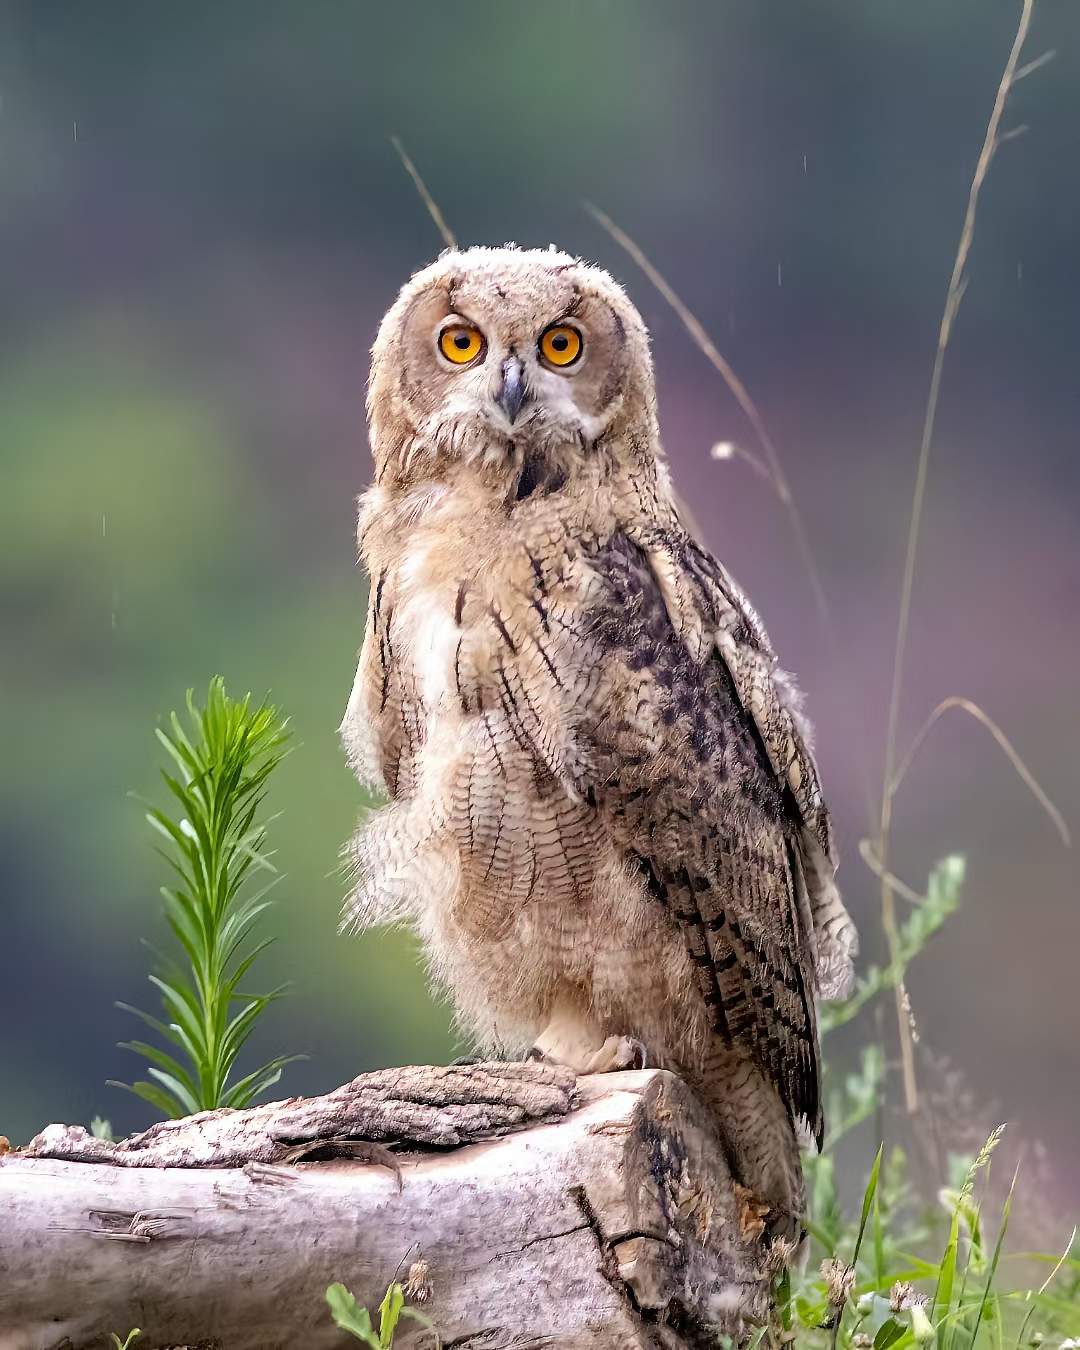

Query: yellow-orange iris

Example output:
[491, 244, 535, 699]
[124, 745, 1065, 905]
[539, 324, 582, 367]
[439, 325, 484, 364]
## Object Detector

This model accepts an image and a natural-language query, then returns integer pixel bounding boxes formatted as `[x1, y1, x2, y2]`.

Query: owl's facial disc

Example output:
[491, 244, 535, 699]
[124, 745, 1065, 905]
[422, 300, 624, 453]
[375, 251, 647, 483]
[433, 313, 588, 430]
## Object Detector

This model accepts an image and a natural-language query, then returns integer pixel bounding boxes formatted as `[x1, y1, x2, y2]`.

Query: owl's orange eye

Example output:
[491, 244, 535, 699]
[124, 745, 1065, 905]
[439, 325, 485, 365]
[539, 324, 582, 368]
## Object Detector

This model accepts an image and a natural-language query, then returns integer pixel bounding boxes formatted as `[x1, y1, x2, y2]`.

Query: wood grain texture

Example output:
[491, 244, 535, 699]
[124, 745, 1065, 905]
[0, 1067, 769, 1349]
[21, 1062, 577, 1168]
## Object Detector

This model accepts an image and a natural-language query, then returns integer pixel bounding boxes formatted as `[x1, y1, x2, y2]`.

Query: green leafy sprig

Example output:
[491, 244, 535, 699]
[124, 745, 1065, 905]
[820, 856, 965, 1038]
[112, 677, 300, 1117]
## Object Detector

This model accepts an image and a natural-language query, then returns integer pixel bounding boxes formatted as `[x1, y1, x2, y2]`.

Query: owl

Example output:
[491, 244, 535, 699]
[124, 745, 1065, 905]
[341, 245, 857, 1234]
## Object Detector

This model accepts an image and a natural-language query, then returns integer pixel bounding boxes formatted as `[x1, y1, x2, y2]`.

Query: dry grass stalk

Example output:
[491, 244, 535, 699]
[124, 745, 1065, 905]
[584, 201, 833, 629]
[877, 0, 1045, 1114]
[390, 137, 458, 251]
[857, 840, 927, 909]
[890, 697, 1070, 847]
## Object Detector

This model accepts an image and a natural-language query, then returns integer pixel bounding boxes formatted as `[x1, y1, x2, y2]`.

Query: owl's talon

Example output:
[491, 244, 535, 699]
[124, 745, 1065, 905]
[583, 1035, 647, 1074]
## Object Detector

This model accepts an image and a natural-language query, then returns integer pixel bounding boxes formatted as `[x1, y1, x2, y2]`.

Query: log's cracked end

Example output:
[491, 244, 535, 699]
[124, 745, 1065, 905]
[571, 1071, 780, 1345]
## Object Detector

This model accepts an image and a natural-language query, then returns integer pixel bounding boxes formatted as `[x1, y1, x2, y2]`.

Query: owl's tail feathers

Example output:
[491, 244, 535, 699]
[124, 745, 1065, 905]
[803, 833, 859, 1001]
[692, 1050, 807, 1246]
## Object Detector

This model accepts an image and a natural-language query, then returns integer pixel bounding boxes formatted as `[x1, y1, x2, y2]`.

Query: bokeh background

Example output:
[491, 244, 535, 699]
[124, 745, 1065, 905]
[2, 1, 1078, 1201]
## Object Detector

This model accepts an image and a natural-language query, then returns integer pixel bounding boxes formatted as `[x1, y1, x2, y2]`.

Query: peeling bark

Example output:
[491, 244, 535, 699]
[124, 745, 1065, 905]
[21, 1062, 578, 1168]
[0, 1065, 770, 1350]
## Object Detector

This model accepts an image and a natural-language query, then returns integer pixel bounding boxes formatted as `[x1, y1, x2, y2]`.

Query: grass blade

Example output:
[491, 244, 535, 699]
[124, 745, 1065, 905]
[876, 0, 1041, 1116]
[854, 1145, 885, 1267]
[968, 1168, 1019, 1349]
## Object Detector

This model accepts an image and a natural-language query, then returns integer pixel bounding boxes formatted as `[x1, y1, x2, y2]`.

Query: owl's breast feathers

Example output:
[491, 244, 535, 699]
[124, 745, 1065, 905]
[349, 490, 856, 1145]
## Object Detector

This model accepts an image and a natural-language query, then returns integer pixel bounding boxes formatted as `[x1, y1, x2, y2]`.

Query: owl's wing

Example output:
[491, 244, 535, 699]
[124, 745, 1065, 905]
[668, 535, 858, 1003]
[569, 530, 826, 1140]
[477, 524, 849, 1142]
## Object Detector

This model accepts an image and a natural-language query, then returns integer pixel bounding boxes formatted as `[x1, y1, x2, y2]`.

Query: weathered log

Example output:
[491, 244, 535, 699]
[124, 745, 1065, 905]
[0, 1064, 772, 1350]
[20, 1062, 579, 1169]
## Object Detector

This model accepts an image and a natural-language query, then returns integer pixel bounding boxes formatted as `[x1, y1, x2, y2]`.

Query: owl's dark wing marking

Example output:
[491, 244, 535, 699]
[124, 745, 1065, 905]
[678, 538, 831, 854]
[676, 537, 857, 1000]
[363, 570, 424, 799]
[581, 531, 823, 1143]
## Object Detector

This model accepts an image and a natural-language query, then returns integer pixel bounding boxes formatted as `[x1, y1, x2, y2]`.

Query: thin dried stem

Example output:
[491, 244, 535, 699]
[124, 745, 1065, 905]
[857, 840, 926, 908]
[890, 696, 1070, 845]
[877, 0, 1037, 1115]
[584, 201, 832, 627]
[587, 203, 889, 840]
[390, 137, 458, 251]
[1034, 1226, 1077, 1294]
[710, 440, 777, 489]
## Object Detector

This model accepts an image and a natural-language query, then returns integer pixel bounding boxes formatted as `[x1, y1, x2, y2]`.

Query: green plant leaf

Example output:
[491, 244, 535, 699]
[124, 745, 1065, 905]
[221, 1055, 305, 1110]
[854, 1145, 885, 1268]
[109, 1077, 188, 1118]
[775, 1265, 792, 1332]
[378, 1282, 405, 1347]
[399, 1306, 439, 1345]
[967, 1167, 1018, 1349]
[875, 1318, 906, 1350]
[874, 1168, 886, 1288]
[144, 1067, 202, 1117]
[934, 1205, 961, 1350]
[326, 1283, 382, 1348]
[115, 1000, 185, 1049]
[117, 1040, 198, 1097]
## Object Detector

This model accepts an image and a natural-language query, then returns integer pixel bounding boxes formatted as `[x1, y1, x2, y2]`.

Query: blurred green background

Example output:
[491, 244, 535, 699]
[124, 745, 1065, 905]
[1, 1, 1078, 1197]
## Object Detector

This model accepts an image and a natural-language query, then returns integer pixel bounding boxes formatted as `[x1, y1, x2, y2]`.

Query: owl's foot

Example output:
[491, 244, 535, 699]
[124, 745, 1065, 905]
[529, 995, 648, 1073]
[583, 1034, 647, 1074]
[529, 1034, 647, 1074]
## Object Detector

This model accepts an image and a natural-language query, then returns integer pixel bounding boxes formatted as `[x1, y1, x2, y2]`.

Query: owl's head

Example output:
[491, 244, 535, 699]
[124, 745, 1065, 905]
[366, 245, 658, 487]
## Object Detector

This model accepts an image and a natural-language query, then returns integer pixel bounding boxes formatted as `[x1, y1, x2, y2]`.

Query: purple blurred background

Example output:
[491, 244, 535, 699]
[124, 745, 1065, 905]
[1, 1, 1077, 1200]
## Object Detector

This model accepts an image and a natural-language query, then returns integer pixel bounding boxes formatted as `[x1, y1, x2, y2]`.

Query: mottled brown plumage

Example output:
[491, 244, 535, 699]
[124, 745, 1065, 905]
[341, 245, 857, 1231]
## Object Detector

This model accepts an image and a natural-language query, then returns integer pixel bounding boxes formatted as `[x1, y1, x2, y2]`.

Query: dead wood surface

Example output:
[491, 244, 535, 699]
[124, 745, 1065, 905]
[0, 1064, 768, 1350]
[21, 1062, 578, 1168]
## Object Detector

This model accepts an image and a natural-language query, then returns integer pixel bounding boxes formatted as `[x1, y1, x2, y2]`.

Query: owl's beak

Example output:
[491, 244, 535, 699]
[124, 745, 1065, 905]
[495, 355, 528, 424]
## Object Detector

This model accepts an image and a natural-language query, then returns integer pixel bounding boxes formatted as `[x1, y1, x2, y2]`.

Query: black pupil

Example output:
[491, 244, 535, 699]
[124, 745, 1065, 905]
[453, 332, 472, 349]
[552, 333, 569, 351]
